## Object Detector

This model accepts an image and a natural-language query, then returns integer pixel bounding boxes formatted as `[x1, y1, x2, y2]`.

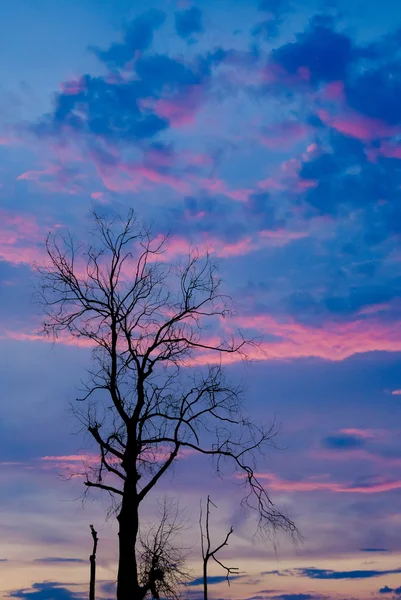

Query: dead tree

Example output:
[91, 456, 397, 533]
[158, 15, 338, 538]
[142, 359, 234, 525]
[200, 496, 239, 600]
[37, 209, 298, 600]
[89, 524, 98, 600]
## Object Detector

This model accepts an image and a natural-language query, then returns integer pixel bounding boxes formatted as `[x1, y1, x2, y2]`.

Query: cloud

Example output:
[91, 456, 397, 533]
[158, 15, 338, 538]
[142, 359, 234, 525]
[258, 15, 401, 268]
[9, 582, 84, 600]
[253, 0, 293, 39]
[271, 15, 354, 85]
[17, 163, 85, 195]
[361, 548, 389, 552]
[263, 566, 401, 580]
[33, 557, 86, 564]
[92, 9, 166, 68]
[188, 575, 244, 586]
[33, 24, 227, 164]
[322, 432, 367, 451]
[0, 210, 49, 267]
[175, 7, 203, 40]
[254, 471, 401, 494]
[258, 121, 309, 150]
[299, 567, 401, 580]
[12, 4, 401, 371]
[379, 585, 401, 594]
[340, 428, 377, 439]
[345, 63, 401, 127]
[8, 295, 401, 365]
[380, 586, 394, 594]
[271, 595, 314, 600]
[229, 313, 401, 362]
[317, 109, 398, 142]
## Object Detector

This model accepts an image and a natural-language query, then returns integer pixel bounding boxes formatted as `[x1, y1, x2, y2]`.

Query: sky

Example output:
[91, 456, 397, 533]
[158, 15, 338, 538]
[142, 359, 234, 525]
[3, 0, 401, 598]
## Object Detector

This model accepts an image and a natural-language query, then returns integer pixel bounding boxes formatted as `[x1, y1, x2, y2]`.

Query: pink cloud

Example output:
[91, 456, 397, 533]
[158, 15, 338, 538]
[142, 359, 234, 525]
[94, 160, 190, 194]
[233, 314, 401, 360]
[0, 211, 42, 242]
[269, 156, 317, 194]
[42, 454, 93, 461]
[216, 237, 254, 258]
[262, 64, 311, 88]
[0, 134, 18, 146]
[311, 80, 401, 145]
[379, 143, 401, 159]
[317, 109, 399, 142]
[125, 164, 190, 193]
[181, 152, 213, 167]
[255, 472, 401, 494]
[357, 302, 391, 316]
[340, 428, 378, 439]
[367, 142, 401, 162]
[190, 176, 252, 202]
[59, 77, 87, 96]
[256, 146, 322, 195]
[258, 177, 286, 191]
[17, 164, 84, 195]
[311, 447, 401, 469]
[259, 228, 308, 246]
[259, 121, 309, 150]
[41, 454, 98, 465]
[90, 191, 110, 204]
[0, 245, 47, 266]
[188, 313, 401, 365]
[1, 330, 96, 348]
[7, 305, 401, 366]
[320, 80, 345, 101]
[139, 147, 213, 179]
[146, 234, 260, 263]
[18, 168, 54, 181]
[39, 447, 193, 475]
[141, 85, 204, 128]
[153, 98, 195, 127]
[0, 210, 49, 266]
[236, 315, 401, 360]
[151, 229, 308, 263]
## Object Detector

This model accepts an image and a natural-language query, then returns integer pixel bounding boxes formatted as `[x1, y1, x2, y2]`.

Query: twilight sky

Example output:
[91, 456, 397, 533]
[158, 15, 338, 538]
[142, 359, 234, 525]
[2, 0, 401, 599]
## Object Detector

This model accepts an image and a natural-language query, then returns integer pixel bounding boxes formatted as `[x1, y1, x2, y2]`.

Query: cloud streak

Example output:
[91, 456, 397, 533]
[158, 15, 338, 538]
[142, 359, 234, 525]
[255, 472, 401, 494]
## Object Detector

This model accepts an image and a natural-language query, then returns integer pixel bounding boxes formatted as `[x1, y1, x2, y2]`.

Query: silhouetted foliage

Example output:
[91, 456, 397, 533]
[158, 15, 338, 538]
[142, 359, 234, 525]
[138, 498, 191, 599]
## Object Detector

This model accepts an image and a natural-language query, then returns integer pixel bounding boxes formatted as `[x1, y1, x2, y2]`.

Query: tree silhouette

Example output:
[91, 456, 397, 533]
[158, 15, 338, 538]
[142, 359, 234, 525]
[200, 495, 239, 600]
[89, 525, 98, 600]
[37, 209, 298, 600]
[138, 497, 191, 599]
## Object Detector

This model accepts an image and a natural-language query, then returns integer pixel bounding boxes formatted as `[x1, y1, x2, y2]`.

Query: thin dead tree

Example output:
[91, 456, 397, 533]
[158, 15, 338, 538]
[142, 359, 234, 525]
[37, 209, 298, 600]
[200, 496, 239, 600]
[89, 524, 98, 600]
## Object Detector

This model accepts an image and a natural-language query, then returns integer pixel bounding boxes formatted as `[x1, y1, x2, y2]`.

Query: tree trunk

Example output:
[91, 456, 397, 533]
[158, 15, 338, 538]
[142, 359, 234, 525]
[89, 525, 98, 600]
[116, 478, 143, 600]
[203, 558, 208, 600]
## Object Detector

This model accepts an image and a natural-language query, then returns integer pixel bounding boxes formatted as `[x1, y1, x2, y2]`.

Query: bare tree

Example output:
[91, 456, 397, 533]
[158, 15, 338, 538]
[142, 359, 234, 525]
[138, 497, 191, 599]
[89, 525, 98, 600]
[200, 496, 239, 600]
[37, 209, 298, 600]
